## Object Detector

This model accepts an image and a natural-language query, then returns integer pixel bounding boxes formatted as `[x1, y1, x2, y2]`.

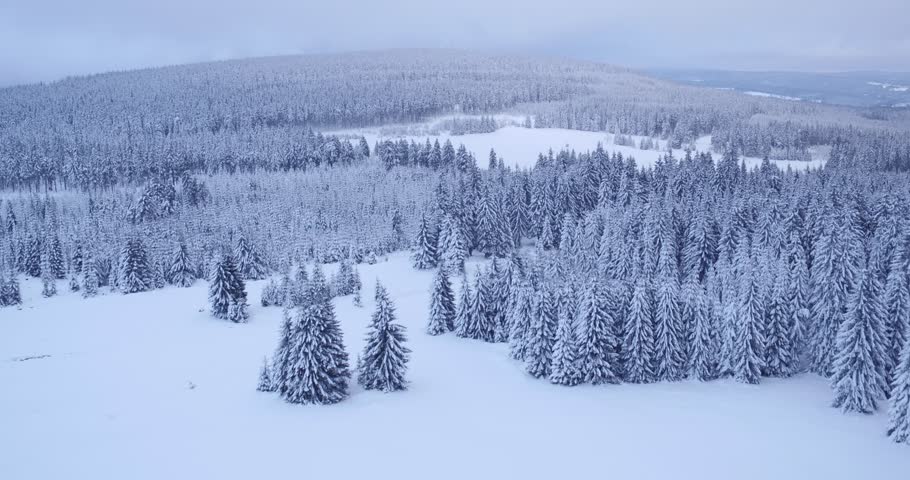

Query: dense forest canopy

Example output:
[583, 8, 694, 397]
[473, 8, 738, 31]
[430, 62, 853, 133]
[2, 49, 910, 192]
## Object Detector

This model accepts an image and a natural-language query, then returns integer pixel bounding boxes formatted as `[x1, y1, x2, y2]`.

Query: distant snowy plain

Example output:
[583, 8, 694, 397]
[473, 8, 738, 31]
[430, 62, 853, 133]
[2, 252, 907, 480]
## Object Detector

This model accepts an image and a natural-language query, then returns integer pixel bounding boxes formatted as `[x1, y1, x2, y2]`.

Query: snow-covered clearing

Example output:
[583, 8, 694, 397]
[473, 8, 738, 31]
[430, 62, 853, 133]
[2, 252, 907, 480]
[332, 125, 828, 171]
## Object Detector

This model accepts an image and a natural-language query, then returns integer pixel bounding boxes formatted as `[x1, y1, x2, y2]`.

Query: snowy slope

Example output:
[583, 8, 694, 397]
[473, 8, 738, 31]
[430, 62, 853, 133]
[2, 252, 907, 480]
[334, 125, 828, 171]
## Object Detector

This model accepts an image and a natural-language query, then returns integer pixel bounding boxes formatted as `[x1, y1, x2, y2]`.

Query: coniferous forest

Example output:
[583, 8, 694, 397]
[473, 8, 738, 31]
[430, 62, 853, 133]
[2, 50, 910, 461]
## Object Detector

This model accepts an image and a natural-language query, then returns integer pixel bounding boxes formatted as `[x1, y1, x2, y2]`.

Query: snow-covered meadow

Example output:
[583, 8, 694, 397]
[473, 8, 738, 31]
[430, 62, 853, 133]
[2, 252, 907, 480]
[333, 123, 829, 171]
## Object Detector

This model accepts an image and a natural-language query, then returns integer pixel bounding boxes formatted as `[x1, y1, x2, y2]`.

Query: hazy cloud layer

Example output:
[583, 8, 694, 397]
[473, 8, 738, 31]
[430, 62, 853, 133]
[2, 0, 908, 86]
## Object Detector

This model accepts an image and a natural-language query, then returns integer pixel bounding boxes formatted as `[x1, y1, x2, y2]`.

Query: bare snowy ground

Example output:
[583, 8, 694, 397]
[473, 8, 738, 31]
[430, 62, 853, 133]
[1, 252, 907, 479]
[332, 124, 828, 171]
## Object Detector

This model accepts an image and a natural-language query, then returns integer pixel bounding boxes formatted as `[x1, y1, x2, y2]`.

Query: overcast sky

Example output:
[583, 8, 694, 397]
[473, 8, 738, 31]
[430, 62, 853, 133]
[2, 0, 908, 86]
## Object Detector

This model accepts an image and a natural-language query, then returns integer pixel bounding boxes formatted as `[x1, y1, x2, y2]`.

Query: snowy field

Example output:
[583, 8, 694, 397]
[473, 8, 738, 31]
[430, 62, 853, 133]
[2, 252, 907, 480]
[332, 124, 829, 171]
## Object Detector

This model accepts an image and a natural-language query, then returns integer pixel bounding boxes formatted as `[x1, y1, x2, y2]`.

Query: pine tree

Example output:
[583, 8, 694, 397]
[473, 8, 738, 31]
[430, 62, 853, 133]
[578, 281, 621, 384]
[272, 308, 294, 395]
[764, 260, 795, 377]
[831, 266, 889, 413]
[41, 253, 56, 298]
[439, 215, 468, 274]
[427, 268, 456, 335]
[47, 235, 65, 279]
[508, 280, 535, 361]
[168, 243, 195, 287]
[654, 275, 686, 381]
[885, 266, 910, 386]
[454, 275, 473, 337]
[550, 301, 583, 386]
[256, 357, 274, 392]
[688, 287, 718, 381]
[82, 256, 99, 298]
[623, 280, 656, 383]
[118, 238, 152, 294]
[888, 336, 910, 444]
[411, 215, 438, 269]
[733, 263, 764, 384]
[209, 254, 248, 321]
[24, 236, 41, 277]
[280, 304, 350, 405]
[526, 286, 558, 379]
[0, 275, 21, 306]
[358, 282, 411, 392]
[235, 235, 267, 280]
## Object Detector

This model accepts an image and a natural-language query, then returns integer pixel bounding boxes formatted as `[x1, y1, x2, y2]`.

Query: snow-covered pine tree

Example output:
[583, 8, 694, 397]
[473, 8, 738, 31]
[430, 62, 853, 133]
[811, 213, 861, 376]
[235, 235, 267, 280]
[168, 242, 196, 287]
[654, 274, 686, 381]
[118, 238, 152, 294]
[733, 260, 764, 384]
[550, 297, 583, 386]
[508, 280, 535, 361]
[271, 308, 294, 395]
[228, 299, 249, 323]
[281, 304, 349, 405]
[47, 235, 65, 279]
[884, 264, 910, 386]
[358, 282, 410, 392]
[454, 274, 472, 337]
[411, 215, 438, 270]
[0, 275, 21, 306]
[888, 336, 910, 444]
[525, 283, 558, 378]
[427, 267, 456, 335]
[439, 215, 468, 274]
[41, 253, 56, 298]
[623, 279, 656, 383]
[764, 259, 795, 377]
[578, 281, 621, 384]
[209, 254, 248, 321]
[82, 255, 98, 298]
[831, 264, 889, 413]
[256, 357, 274, 392]
[261, 278, 281, 306]
[688, 285, 718, 380]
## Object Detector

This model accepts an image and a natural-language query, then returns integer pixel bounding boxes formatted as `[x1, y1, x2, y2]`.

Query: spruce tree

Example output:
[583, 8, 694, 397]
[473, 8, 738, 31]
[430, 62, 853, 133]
[235, 235, 267, 280]
[764, 262, 795, 377]
[831, 266, 889, 413]
[168, 243, 196, 287]
[47, 235, 66, 279]
[578, 281, 621, 384]
[526, 286, 558, 379]
[733, 263, 764, 384]
[439, 215, 468, 274]
[888, 336, 910, 444]
[209, 254, 248, 321]
[508, 280, 535, 361]
[41, 254, 56, 298]
[411, 215, 438, 270]
[688, 287, 718, 381]
[118, 238, 152, 294]
[885, 266, 910, 386]
[654, 275, 686, 381]
[82, 256, 99, 298]
[550, 301, 583, 386]
[623, 279, 656, 383]
[280, 304, 350, 405]
[358, 282, 411, 392]
[0, 275, 21, 306]
[256, 357, 274, 392]
[427, 268, 456, 335]
[454, 275, 473, 337]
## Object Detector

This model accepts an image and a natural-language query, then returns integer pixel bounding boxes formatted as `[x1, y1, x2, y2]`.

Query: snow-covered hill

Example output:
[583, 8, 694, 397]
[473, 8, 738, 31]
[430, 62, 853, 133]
[2, 252, 906, 480]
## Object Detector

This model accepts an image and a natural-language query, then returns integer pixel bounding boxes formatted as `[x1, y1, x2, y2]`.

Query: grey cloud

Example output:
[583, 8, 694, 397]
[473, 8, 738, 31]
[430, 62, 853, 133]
[1, 0, 908, 86]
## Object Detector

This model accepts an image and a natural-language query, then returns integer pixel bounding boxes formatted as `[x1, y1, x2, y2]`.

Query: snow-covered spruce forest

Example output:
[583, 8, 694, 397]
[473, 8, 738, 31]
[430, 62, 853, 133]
[2, 51, 910, 476]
